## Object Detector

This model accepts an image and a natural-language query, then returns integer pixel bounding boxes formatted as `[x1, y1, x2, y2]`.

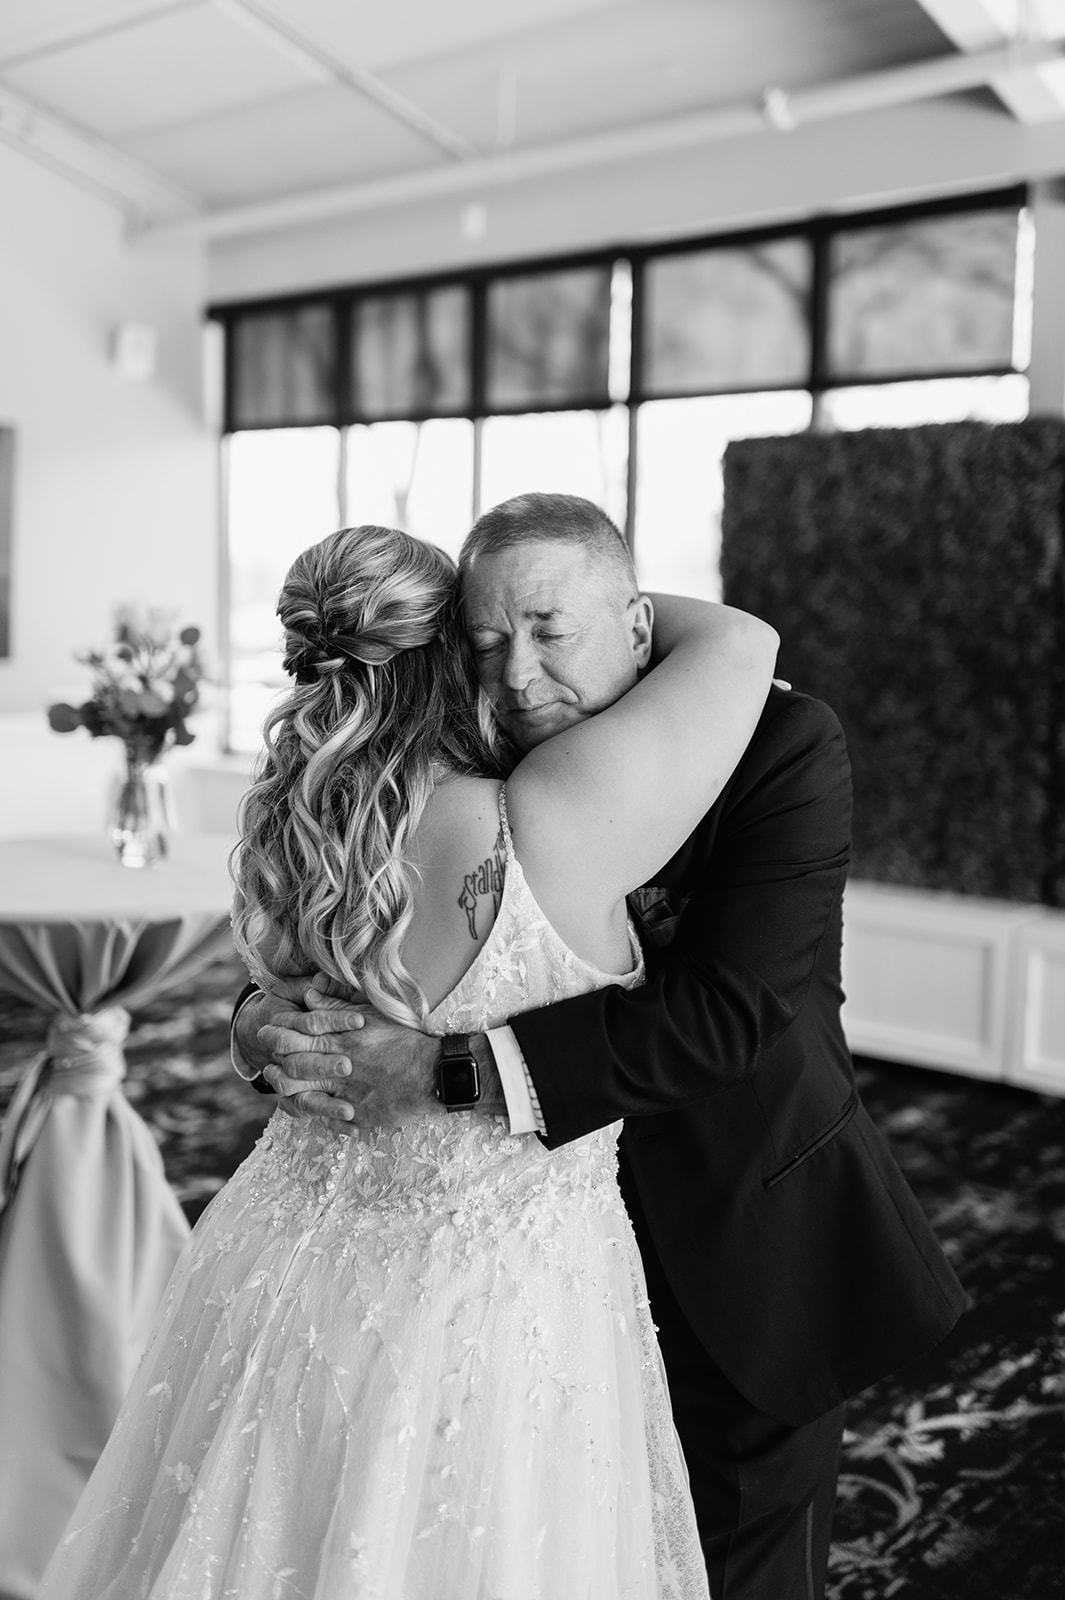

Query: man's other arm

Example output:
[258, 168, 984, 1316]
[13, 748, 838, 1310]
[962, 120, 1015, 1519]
[511, 693, 852, 1149]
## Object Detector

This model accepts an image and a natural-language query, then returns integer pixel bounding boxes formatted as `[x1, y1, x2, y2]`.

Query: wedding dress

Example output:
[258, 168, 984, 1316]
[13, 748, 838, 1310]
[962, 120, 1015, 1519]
[39, 790, 710, 1600]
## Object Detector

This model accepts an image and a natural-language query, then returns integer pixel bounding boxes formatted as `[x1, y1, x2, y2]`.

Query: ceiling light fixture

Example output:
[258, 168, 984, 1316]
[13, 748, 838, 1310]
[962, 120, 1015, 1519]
[762, 87, 796, 131]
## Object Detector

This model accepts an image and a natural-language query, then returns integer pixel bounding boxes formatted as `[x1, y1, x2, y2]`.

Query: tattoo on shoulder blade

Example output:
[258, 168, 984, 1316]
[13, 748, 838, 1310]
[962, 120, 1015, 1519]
[457, 825, 506, 941]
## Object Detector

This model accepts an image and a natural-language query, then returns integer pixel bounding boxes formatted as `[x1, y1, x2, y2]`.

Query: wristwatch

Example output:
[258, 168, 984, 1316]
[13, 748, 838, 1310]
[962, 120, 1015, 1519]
[436, 1033, 481, 1112]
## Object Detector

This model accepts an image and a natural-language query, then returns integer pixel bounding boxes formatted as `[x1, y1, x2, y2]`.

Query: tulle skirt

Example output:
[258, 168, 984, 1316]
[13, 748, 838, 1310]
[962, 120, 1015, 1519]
[39, 1111, 709, 1599]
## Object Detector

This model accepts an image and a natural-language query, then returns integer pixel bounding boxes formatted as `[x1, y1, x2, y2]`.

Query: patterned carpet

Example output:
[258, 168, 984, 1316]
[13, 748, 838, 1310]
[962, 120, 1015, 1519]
[826, 1061, 1065, 1600]
[1, 952, 1063, 1600]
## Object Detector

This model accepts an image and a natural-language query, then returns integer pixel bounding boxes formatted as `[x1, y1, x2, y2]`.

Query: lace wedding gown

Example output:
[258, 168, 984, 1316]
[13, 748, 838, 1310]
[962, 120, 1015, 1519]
[39, 792, 709, 1600]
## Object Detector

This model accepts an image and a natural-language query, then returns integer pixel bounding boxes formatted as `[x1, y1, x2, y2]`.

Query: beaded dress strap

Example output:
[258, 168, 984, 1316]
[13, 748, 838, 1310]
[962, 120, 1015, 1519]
[497, 783, 516, 863]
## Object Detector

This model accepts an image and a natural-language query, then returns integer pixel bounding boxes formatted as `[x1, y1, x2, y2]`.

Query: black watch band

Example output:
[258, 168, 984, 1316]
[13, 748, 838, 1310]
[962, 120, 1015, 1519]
[436, 1033, 481, 1112]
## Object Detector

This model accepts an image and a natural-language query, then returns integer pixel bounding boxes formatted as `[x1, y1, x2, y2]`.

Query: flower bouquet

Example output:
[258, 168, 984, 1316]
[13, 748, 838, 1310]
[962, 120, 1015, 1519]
[47, 605, 207, 866]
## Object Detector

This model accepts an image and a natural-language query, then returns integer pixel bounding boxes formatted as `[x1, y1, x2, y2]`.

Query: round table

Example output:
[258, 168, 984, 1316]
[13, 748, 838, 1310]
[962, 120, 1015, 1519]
[0, 833, 238, 1599]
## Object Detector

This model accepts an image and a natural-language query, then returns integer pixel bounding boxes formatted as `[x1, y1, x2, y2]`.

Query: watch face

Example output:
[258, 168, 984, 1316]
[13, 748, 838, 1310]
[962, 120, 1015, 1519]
[441, 1055, 479, 1105]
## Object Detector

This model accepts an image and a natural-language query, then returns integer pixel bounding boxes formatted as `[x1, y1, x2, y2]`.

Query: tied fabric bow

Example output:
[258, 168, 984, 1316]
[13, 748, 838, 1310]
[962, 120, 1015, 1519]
[0, 1007, 131, 1222]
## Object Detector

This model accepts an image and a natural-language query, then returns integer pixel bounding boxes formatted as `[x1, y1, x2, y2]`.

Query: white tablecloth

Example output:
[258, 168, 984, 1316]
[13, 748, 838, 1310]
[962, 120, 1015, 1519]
[0, 834, 237, 1599]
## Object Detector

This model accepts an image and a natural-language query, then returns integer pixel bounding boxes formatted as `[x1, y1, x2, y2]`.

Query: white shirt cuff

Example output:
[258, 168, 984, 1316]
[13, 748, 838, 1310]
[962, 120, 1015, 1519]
[230, 988, 262, 1081]
[488, 1025, 547, 1136]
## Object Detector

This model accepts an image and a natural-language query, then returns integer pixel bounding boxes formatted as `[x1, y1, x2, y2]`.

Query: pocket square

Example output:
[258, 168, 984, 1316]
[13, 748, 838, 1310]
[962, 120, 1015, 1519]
[628, 887, 690, 951]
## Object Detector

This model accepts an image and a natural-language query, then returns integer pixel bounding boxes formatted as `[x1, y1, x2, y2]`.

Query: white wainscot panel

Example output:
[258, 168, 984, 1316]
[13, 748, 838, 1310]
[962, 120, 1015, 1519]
[1010, 917, 1065, 1095]
[840, 881, 1045, 1083]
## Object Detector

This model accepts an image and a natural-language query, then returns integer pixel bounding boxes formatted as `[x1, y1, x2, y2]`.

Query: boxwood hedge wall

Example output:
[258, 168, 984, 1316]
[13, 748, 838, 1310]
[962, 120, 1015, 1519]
[721, 419, 1065, 907]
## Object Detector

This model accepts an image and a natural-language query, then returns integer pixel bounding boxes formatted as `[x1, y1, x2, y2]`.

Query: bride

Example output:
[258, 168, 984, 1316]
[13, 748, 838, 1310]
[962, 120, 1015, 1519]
[38, 520, 777, 1599]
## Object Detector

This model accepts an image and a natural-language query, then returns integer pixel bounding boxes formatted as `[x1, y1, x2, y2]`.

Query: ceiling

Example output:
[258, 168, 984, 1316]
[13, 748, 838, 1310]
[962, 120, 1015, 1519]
[1, 0, 1063, 242]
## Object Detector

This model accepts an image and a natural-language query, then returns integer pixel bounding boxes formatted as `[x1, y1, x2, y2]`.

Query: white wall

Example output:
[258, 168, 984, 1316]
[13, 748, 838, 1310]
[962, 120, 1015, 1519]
[205, 95, 1065, 303]
[0, 142, 214, 721]
[0, 142, 218, 833]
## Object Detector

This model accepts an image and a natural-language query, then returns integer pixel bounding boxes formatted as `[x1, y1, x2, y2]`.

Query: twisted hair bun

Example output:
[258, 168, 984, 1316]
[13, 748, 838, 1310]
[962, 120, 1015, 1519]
[280, 525, 449, 683]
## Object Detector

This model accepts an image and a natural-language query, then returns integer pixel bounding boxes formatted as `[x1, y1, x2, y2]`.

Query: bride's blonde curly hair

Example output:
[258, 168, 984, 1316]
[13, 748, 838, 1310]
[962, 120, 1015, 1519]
[231, 524, 503, 1025]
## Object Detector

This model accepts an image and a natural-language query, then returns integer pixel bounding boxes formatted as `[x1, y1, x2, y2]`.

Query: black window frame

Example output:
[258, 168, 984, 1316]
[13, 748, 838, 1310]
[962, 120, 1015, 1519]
[213, 183, 1030, 752]
[211, 180, 1029, 567]
[210, 182, 1027, 436]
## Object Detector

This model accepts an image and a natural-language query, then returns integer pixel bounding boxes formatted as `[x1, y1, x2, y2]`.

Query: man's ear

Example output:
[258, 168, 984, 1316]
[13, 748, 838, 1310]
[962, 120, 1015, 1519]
[630, 594, 654, 669]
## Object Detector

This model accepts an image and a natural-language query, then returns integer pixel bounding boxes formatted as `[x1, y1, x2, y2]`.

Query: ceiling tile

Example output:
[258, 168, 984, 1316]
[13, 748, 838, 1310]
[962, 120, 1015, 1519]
[124, 82, 440, 205]
[2, 3, 320, 137]
[240, 0, 631, 74]
[0, 0, 182, 64]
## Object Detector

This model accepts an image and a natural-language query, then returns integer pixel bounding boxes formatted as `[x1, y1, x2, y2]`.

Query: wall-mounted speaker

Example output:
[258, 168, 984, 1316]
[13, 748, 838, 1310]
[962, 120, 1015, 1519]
[111, 323, 157, 382]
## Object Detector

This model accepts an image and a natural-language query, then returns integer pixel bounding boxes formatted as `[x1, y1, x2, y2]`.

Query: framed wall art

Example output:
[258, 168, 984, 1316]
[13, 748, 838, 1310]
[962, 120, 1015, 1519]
[0, 427, 12, 658]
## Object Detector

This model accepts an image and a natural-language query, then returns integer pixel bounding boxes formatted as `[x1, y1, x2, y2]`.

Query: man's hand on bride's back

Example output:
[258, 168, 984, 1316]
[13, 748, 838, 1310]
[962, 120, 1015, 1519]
[247, 977, 439, 1130]
[233, 979, 357, 1099]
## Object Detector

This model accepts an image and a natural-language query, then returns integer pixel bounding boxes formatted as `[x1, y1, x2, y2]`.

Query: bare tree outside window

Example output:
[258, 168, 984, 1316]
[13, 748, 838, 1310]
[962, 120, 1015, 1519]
[486, 269, 611, 410]
[643, 240, 813, 396]
[0, 429, 12, 658]
[827, 210, 1019, 379]
[231, 307, 336, 429]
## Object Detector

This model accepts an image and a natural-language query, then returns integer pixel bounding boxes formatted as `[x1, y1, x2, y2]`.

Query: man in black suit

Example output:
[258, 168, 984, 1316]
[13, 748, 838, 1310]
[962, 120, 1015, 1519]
[232, 492, 968, 1600]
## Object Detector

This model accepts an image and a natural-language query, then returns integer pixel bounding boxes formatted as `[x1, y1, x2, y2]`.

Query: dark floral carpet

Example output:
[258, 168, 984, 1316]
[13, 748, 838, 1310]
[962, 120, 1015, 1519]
[1, 953, 1063, 1600]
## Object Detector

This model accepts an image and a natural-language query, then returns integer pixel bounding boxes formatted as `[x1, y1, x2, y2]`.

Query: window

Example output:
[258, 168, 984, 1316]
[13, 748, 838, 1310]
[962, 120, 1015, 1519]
[642, 239, 812, 396]
[634, 391, 814, 599]
[826, 208, 1019, 381]
[229, 304, 336, 429]
[820, 374, 1029, 432]
[349, 287, 470, 419]
[485, 267, 612, 410]
[225, 427, 341, 751]
[345, 419, 475, 563]
[214, 187, 1030, 751]
[479, 409, 628, 529]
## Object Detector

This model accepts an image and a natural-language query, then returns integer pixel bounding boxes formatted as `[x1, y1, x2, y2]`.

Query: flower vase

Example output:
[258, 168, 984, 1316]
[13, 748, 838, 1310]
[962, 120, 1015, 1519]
[110, 748, 171, 868]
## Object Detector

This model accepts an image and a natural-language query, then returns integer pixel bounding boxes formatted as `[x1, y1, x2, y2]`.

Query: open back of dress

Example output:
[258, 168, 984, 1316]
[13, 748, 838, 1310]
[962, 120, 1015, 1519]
[39, 788, 710, 1600]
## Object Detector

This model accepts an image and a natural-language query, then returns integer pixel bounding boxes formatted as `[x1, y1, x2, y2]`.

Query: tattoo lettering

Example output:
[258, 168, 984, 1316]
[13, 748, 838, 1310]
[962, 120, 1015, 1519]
[458, 826, 506, 940]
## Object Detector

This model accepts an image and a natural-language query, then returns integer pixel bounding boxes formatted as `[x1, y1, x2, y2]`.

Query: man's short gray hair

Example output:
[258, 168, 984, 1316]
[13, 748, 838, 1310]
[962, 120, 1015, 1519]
[459, 492, 639, 600]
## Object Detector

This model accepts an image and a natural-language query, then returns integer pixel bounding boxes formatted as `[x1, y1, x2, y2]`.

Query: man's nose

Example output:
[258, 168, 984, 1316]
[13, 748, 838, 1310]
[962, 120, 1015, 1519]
[500, 636, 539, 692]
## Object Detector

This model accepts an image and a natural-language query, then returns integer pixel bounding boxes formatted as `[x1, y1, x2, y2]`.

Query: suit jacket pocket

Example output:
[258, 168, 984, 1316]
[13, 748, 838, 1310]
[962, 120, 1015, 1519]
[628, 887, 691, 954]
[763, 1092, 859, 1191]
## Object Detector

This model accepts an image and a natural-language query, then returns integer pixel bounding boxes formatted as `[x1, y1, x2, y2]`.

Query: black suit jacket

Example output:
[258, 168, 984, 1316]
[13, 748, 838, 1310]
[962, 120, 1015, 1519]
[509, 686, 969, 1425]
